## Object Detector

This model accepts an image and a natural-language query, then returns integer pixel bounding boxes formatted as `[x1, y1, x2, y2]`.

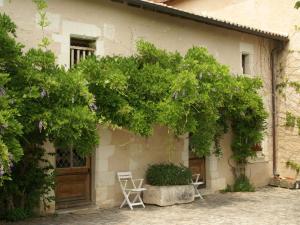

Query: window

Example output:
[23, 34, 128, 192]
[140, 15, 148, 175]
[70, 37, 96, 67]
[56, 148, 86, 168]
[241, 53, 250, 74]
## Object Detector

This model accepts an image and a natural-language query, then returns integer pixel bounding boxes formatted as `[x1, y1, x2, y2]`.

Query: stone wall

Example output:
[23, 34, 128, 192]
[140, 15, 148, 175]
[94, 126, 188, 208]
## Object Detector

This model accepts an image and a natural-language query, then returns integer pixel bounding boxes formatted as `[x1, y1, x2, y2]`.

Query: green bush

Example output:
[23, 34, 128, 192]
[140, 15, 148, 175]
[146, 163, 192, 186]
[3, 208, 29, 222]
[232, 175, 255, 192]
[221, 175, 255, 193]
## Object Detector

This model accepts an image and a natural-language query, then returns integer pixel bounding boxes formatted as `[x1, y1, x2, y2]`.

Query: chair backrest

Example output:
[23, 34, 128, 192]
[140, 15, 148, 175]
[117, 172, 132, 181]
[192, 174, 200, 183]
[117, 172, 134, 190]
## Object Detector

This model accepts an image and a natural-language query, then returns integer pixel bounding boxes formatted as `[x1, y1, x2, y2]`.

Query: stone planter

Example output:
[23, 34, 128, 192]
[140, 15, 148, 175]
[143, 184, 194, 206]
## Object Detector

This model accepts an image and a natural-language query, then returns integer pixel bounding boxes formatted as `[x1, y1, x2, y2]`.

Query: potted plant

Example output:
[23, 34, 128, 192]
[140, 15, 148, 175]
[143, 163, 194, 206]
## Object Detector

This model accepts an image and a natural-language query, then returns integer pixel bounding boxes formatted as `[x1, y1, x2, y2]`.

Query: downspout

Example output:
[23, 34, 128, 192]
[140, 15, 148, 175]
[271, 42, 284, 176]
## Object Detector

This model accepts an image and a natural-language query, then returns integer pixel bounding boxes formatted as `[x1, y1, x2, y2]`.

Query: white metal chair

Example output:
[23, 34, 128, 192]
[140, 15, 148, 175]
[191, 174, 204, 199]
[117, 172, 146, 210]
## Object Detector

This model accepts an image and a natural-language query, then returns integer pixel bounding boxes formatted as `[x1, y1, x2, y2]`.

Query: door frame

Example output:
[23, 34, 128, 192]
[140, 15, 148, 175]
[189, 152, 206, 188]
[55, 149, 93, 210]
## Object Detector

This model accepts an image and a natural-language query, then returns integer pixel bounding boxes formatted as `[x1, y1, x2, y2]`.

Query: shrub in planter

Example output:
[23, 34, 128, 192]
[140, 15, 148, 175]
[146, 163, 192, 186]
[3, 208, 29, 222]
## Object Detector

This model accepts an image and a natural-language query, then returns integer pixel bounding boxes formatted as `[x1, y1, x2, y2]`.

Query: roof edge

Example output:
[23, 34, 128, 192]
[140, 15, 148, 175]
[119, 0, 289, 42]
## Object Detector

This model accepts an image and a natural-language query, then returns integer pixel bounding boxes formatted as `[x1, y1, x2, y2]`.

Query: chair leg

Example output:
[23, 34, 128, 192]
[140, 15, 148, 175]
[120, 198, 128, 208]
[132, 193, 139, 203]
[128, 202, 133, 210]
[121, 191, 146, 210]
[138, 195, 145, 208]
[132, 192, 145, 208]
[120, 192, 133, 209]
[194, 185, 204, 199]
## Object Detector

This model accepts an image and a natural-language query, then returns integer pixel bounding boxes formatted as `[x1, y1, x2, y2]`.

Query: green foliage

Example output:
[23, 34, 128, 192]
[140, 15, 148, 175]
[286, 160, 300, 174]
[229, 77, 268, 163]
[284, 111, 300, 136]
[295, 1, 300, 9]
[0, 146, 54, 221]
[0, 14, 23, 184]
[297, 118, 300, 135]
[2, 208, 29, 222]
[0, 10, 267, 215]
[285, 112, 296, 127]
[232, 175, 255, 192]
[222, 175, 255, 192]
[79, 40, 267, 162]
[33, 0, 50, 49]
[146, 163, 192, 186]
[0, 12, 98, 219]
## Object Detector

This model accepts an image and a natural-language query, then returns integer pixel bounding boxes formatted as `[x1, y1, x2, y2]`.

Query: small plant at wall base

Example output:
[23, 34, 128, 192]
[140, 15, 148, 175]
[221, 175, 255, 193]
[146, 163, 192, 186]
[286, 160, 300, 177]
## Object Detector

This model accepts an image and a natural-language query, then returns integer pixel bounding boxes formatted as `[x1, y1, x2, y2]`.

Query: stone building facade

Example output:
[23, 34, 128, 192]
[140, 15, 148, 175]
[0, 0, 288, 212]
[167, 0, 300, 181]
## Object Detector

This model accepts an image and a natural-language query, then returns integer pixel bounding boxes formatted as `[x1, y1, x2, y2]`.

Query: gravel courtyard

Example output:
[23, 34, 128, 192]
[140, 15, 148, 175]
[3, 187, 300, 225]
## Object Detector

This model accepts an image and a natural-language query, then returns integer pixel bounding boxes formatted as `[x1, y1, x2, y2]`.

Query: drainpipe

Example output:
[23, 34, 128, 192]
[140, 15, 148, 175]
[271, 42, 284, 176]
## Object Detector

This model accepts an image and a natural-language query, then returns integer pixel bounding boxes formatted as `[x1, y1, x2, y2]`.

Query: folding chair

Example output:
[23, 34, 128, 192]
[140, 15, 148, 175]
[117, 172, 146, 210]
[191, 174, 204, 199]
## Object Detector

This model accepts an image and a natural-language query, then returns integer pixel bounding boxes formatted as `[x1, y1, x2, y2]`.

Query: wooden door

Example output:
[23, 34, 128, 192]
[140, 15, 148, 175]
[189, 154, 206, 188]
[55, 148, 91, 209]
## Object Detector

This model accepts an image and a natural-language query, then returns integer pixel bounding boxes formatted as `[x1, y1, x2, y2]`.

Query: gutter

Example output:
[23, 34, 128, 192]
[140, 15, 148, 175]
[271, 42, 285, 175]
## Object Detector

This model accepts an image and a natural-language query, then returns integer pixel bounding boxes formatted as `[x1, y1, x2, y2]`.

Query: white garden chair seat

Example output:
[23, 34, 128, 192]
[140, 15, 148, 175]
[117, 172, 146, 210]
[191, 174, 204, 199]
[126, 187, 146, 192]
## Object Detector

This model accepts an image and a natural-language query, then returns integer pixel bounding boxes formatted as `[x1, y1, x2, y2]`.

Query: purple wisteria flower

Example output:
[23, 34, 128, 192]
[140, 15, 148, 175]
[40, 88, 47, 98]
[89, 103, 98, 111]
[172, 92, 178, 100]
[38, 120, 45, 133]
[0, 165, 4, 177]
[0, 87, 5, 96]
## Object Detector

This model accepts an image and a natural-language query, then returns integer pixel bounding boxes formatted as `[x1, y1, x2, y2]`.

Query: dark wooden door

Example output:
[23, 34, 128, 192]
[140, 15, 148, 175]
[189, 154, 206, 187]
[55, 149, 91, 209]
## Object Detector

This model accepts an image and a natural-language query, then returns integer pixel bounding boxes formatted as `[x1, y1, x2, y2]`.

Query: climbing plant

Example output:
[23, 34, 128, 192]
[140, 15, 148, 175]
[0, 1, 268, 218]
[0, 13, 24, 186]
[78, 41, 268, 164]
[0, 10, 99, 220]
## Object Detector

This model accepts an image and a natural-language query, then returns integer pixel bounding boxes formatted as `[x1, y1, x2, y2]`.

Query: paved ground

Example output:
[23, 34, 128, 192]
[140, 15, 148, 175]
[3, 187, 300, 225]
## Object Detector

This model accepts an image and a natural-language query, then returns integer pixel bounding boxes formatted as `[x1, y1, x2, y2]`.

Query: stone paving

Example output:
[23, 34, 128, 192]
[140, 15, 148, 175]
[3, 187, 300, 225]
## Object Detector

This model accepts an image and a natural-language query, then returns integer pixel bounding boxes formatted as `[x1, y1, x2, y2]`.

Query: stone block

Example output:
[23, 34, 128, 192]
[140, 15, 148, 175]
[269, 177, 300, 189]
[280, 179, 296, 189]
[269, 178, 280, 187]
[143, 184, 194, 206]
[206, 177, 226, 192]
